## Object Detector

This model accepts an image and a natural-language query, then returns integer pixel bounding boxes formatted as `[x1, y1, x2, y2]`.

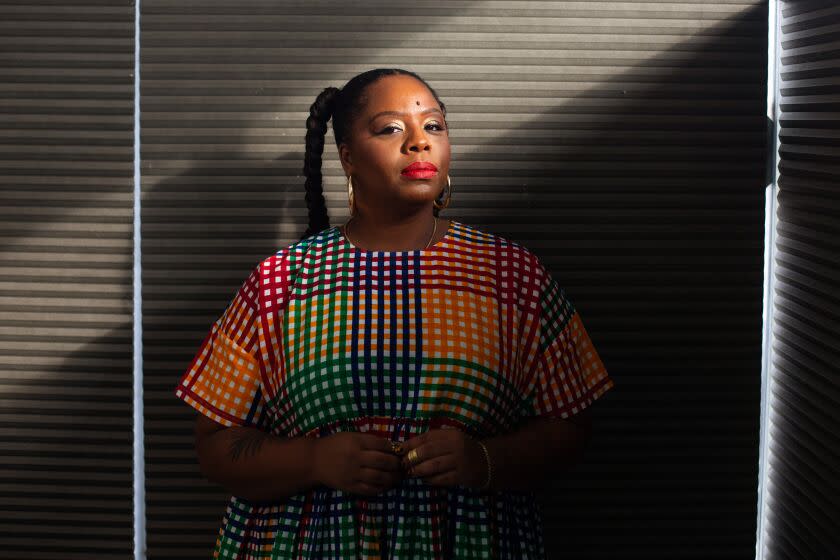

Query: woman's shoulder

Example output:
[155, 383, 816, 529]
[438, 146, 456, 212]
[241, 227, 341, 310]
[451, 220, 543, 266]
[255, 224, 341, 268]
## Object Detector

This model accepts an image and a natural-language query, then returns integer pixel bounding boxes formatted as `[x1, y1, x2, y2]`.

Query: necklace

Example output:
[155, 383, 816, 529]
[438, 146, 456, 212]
[343, 217, 438, 251]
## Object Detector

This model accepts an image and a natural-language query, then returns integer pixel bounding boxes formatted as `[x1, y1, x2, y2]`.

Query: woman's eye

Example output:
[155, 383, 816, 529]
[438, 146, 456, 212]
[378, 122, 445, 134]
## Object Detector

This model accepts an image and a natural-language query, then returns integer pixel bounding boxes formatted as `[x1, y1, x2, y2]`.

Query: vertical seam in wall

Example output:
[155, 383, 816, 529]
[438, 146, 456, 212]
[133, 0, 146, 558]
[756, 0, 782, 558]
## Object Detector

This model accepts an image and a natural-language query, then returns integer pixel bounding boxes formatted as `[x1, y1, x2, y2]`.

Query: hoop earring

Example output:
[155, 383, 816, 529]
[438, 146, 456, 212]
[347, 175, 355, 215]
[433, 174, 452, 210]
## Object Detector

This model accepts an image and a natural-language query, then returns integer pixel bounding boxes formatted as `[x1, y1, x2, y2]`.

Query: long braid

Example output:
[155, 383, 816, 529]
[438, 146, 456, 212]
[301, 87, 339, 239]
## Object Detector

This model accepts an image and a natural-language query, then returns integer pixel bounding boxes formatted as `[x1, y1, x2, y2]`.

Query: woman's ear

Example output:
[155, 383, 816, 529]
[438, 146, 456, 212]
[338, 143, 353, 176]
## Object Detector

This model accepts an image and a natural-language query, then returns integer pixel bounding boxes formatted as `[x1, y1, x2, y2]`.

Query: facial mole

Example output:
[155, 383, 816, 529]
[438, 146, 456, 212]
[416, 100, 420, 105]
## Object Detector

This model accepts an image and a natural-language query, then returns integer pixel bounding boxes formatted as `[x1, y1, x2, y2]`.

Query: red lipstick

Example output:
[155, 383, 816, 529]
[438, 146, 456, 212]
[401, 161, 438, 179]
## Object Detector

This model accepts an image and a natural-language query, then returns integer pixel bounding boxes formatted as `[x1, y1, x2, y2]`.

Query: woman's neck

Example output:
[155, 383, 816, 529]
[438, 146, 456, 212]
[342, 213, 448, 251]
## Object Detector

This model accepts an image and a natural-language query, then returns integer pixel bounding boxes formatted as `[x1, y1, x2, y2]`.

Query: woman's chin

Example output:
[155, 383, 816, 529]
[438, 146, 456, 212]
[401, 192, 440, 207]
[399, 180, 443, 197]
[379, 195, 437, 215]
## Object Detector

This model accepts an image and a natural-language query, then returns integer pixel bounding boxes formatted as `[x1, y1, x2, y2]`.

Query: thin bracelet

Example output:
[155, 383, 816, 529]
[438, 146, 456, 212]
[476, 439, 492, 491]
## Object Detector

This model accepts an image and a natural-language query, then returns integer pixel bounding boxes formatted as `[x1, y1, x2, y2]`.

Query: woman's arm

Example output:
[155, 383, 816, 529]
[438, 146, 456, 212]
[193, 414, 405, 501]
[193, 414, 319, 502]
[482, 408, 593, 492]
[398, 408, 594, 492]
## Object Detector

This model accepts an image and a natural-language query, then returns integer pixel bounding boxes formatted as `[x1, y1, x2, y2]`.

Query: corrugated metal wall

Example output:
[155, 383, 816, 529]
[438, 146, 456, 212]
[0, 1, 135, 558]
[762, 1, 840, 558]
[0, 0, 768, 558]
[140, 1, 769, 558]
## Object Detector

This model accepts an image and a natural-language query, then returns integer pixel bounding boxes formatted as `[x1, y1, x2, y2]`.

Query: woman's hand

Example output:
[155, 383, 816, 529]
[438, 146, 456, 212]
[399, 427, 489, 489]
[312, 432, 404, 496]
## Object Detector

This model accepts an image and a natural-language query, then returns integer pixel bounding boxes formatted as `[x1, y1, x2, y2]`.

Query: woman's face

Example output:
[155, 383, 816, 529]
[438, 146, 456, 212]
[338, 75, 451, 218]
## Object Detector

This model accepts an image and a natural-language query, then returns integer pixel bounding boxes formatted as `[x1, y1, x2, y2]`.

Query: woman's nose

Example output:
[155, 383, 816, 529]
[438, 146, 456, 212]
[403, 126, 431, 152]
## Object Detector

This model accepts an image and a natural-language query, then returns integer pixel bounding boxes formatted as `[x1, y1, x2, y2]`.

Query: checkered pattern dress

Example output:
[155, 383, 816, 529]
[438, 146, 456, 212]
[175, 219, 614, 559]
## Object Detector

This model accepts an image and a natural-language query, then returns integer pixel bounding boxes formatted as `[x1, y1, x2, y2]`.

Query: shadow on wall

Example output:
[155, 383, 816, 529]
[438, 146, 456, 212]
[33, 2, 769, 558]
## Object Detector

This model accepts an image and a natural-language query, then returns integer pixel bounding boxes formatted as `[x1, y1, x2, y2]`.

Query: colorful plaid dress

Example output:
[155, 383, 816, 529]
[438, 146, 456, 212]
[175, 219, 614, 559]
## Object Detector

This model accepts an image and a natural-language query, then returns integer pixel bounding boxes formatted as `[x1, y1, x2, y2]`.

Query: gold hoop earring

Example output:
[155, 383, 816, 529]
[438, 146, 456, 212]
[433, 174, 452, 210]
[347, 175, 355, 215]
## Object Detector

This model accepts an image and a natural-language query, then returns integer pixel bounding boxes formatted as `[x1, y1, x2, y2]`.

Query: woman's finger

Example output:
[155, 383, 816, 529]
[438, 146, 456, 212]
[409, 453, 455, 478]
[359, 450, 402, 472]
[402, 441, 447, 470]
[356, 466, 401, 488]
[421, 469, 458, 487]
[359, 433, 399, 454]
[398, 431, 433, 457]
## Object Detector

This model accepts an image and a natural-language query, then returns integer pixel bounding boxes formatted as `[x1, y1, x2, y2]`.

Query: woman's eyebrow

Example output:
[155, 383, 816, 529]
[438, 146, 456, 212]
[369, 108, 442, 123]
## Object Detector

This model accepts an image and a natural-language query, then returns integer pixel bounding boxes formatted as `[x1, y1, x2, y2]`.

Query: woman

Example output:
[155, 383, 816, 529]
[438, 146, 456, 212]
[175, 68, 615, 559]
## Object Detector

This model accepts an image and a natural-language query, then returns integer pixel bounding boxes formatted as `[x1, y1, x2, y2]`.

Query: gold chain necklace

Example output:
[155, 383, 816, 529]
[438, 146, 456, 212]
[343, 217, 438, 250]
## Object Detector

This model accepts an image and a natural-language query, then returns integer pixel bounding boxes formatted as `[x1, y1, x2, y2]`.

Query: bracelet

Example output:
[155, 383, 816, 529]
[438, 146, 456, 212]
[476, 439, 492, 491]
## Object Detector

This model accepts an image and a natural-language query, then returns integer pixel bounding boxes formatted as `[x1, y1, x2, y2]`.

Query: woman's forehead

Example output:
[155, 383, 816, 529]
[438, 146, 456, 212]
[360, 75, 439, 115]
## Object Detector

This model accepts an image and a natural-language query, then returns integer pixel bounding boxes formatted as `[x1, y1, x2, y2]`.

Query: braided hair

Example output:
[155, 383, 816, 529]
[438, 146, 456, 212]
[301, 68, 448, 239]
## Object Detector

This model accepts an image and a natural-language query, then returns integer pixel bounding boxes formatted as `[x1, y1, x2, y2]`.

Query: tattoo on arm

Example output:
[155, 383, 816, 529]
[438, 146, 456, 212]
[228, 429, 271, 461]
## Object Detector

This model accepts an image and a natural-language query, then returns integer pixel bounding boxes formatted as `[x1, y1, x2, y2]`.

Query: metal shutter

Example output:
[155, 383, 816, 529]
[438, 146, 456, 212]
[140, 1, 770, 557]
[759, 1, 840, 558]
[0, 1, 135, 558]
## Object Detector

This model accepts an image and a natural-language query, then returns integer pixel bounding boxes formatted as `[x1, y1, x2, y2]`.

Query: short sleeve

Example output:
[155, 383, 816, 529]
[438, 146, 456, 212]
[517, 256, 615, 420]
[174, 264, 265, 428]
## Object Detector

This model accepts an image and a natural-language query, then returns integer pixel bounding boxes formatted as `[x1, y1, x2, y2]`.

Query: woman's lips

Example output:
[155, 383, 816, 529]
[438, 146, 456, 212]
[401, 162, 438, 179]
[401, 169, 438, 179]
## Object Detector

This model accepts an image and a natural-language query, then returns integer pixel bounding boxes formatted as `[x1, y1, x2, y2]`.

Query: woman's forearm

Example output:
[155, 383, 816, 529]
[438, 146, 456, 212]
[481, 413, 591, 492]
[196, 426, 319, 502]
[195, 413, 590, 500]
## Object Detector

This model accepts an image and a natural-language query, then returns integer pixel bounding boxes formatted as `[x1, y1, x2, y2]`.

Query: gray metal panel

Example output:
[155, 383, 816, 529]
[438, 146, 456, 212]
[765, 2, 840, 557]
[0, 1, 135, 558]
[141, 1, 769, 557]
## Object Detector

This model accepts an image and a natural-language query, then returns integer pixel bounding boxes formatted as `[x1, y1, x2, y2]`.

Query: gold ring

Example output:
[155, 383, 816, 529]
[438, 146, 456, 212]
[407, 449, 419, 464]
[390, 441, 403, 454]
